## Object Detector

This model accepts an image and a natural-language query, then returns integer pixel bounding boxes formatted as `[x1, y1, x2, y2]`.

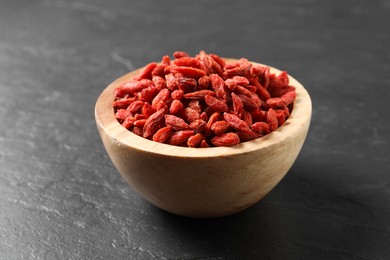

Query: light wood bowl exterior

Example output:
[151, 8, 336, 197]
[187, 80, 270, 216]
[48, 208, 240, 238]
[95, 59, 312, 218]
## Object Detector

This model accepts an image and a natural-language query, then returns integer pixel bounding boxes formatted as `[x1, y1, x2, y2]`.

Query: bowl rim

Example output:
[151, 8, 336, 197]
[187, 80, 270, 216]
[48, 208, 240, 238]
[95, 59, 312, 158]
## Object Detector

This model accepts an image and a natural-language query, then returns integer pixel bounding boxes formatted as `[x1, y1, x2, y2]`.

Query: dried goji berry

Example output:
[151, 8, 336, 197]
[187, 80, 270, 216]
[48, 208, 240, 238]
[165, 73, 178, 91]
[152, 75, 166, 90]
[236, 129, 261, 142]
[198, 75, 211, 89]
[177, 75, 198, 93]
[140, 86, 160, 103]
[269, 85, 296, 98]
[236, 94, 259, 111]
[184, 90, 215, 100]
[198, 50, 223, 75]
[133, 126, 143, 136]
[173, 57, 201, 68]
[180, 107, 200, 123]
[275, 109, 286, 126]
[223, 112, 251, 132]
[251, 78, 270, 101]
[161, 55, 171, 65]
[139, 79, 154, 89]
[113, 97, 137, 109]
[266, 108, 278, 132]
[223, 58, 252, 78]
[173, 51, 190, 59]
[189, 119, 207, 133]
[211, 120, 231, 135]
[143, 108, 166, 138]
[266, 97, 286, 109]
[251, 109, 267, 122]
[243, 111, 253, 126]
[113, 50, 296, 147]
[204, 112, 220, 136]
[210, 53, 226, 69]
[133, 119, 147, 128]
[171, 89, 185, 100]
[114, 81, 143, 97]
[134, 113, 147, 120]
[127, 100, 144, 113]
[151, 64, 166, 77]
[211, 132, 240, 147]
[187, 133, 205, 147]
[134, 62, 157, 80]
[122, 116, 135, 129]
[225, 76, 250, 91]
[152, 126, 173, 143]
[154, 100, 168, 113]
[200, 111, 208, 122]
[168, 130, 195, 146]
[169, 65, 206, 78]
[165, 115, 190, 130]
[231, 93, 244, 118]
[269, 71, 289, 88]
[205, 95, 228, 113]
[169, 100, 184, 114]
[281, 91, 296, 106]
[200, 139, 210, 148]
[187, 100, 203, 113]
[251, 122, 270, 134]
[209, 74, 228, 101]
[152, 89, 171, 109]
[142, 102, 155, 118]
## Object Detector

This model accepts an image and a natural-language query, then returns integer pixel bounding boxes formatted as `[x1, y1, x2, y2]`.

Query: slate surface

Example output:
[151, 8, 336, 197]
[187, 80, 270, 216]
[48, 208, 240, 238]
[1, 0, 389, 259]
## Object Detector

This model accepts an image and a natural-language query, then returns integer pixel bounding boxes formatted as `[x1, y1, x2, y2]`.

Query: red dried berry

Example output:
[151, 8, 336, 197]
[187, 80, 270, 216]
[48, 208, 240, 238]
[134, 62, 157, 80]
[211, 120, 231, 135]
[281, 91, 296, 105]
[143, 108, 166, 138]
[152, 126, 173, 143]
[169, 65, 206, 78]
[189, 119, 207, 133]
[187, 133, 205, 147]
[173, 51, 190, 59]
[168, 130, 195, 146]
[169, 100, 184, 114]
[204, 95, 229, 113]
[152, 89, 171, 109]
[114, 81, 143, 97]
[152, 75, 167, 90]
[184, 90, 215, 100]
[266, 108, 278, 132]
[127, 100, 144, 113]
[187, 100, 203, 113]
[181, 107, 200, 123]
[198, 76, 211, 89]
[200, 139, 210, 148]
[223, 112, 251, 132]
[211, 132, 240, 147]
[113, 50, 296, 147]
[165, 115, 190, 130]
[171, 89, 185, 100]
[173, 57, 201, 68]
[251, 122, 270, 134]
[142, 102, 156, 118]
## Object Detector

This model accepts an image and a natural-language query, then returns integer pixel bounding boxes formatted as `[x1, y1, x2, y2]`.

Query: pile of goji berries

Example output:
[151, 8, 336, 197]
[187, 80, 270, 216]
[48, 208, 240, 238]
[113, 51, 296, 147]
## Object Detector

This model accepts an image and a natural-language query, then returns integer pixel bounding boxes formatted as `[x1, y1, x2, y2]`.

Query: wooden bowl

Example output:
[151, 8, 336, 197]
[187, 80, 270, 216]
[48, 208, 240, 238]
[95, 60, 312, 218]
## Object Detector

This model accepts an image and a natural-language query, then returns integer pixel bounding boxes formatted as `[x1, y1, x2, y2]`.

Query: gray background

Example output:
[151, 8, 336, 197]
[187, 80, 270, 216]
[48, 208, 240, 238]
[1, 0, 389, 259]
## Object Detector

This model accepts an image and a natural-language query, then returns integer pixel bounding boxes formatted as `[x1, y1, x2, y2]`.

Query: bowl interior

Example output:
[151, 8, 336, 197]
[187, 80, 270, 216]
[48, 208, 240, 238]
[95, 60, 312, 158]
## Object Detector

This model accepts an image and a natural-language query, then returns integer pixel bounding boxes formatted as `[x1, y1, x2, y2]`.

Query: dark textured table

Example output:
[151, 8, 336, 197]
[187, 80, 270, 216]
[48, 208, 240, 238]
[1, 0, 390, 259]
